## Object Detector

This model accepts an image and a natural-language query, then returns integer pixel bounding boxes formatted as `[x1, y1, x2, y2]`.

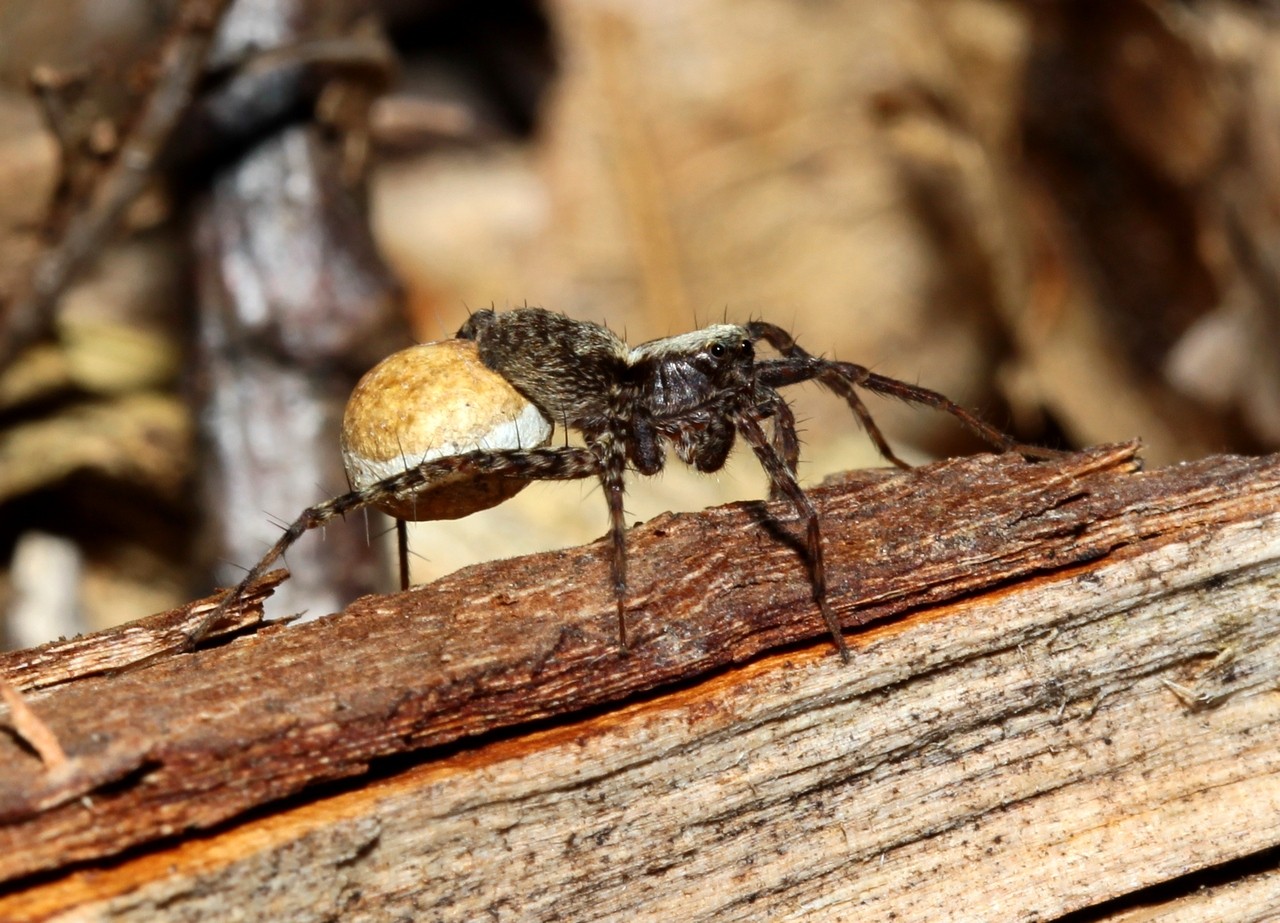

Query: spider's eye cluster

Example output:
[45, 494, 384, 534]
[704, 337, 754, 363]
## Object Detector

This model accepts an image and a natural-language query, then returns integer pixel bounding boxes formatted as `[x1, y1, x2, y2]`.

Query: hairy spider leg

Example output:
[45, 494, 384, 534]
[593, 425, 633, 650]
[190, 446, 602, 648]
[766, 391, 801, 501]
[844, 365, 1063, 459]
[747, 321, 914, 469]
[396, 518, 411, 591]
[750, 341, 1060, 461]
[734, 405, 851, 663]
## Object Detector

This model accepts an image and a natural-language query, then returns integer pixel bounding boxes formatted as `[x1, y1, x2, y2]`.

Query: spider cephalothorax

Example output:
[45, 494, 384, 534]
[195, 307, 1049, 661]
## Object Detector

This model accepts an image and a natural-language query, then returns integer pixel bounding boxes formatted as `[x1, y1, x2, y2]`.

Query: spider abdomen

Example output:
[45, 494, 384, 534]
[459, 307, 629, 429]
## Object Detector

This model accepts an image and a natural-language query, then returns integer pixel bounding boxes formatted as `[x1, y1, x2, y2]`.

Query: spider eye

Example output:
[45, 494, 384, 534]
[709, 342, 727, 358]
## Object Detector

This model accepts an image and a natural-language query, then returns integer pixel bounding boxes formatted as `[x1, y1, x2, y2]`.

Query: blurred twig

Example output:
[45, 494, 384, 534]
[0, 0, 234, 373]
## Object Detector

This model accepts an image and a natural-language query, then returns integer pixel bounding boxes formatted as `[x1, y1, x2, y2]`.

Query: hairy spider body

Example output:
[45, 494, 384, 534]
[195, 306, 1048, 661]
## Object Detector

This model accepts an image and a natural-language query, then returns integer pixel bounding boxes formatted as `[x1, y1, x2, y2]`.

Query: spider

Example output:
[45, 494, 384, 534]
[194, 306, 1051, 661]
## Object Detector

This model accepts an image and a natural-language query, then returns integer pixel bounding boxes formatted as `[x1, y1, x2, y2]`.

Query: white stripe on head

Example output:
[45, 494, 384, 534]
[627, 325, 747, 364]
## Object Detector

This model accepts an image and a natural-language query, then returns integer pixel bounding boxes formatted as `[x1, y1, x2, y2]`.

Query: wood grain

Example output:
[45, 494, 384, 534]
[3, 445, 1280, 920]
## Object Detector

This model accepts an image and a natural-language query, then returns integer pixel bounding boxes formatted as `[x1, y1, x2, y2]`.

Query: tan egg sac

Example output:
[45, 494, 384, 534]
[341, 339, 553, 521]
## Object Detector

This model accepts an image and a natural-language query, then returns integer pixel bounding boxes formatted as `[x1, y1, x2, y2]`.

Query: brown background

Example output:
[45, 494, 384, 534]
[1, 0, 1277, 642]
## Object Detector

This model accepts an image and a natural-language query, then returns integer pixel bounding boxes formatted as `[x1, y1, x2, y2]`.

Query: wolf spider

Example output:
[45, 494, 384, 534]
[195, 307, 1050, 661]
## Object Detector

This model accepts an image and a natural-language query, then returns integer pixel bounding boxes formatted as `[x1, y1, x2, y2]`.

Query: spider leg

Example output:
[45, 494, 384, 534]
[190, 445, 601, 649]
[736, 410, 851, 663]
[396, 518, 410, 591]
[752, 336, 1058, 461]
[595, 428, 632, 651]
[756, 385, 800, 501]
[748, 322, 912, 468]
[769, 390, 801, 493]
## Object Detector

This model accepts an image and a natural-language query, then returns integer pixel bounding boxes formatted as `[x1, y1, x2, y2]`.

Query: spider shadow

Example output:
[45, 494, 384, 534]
[738, 497, 810, 561]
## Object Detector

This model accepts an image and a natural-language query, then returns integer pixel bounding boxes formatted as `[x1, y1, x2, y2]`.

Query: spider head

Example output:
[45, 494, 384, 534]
[632, 325, 752, 370]
[629, 324, 755, 413]
[700, 326, 755, 370]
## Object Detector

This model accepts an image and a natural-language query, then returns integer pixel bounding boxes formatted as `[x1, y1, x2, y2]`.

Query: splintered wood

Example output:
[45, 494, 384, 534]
[3, 445, 1280, 921]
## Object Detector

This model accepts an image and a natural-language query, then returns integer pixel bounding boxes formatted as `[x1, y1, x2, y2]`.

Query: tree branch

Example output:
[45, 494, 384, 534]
[3, 444, 1280, 920]
[0, 0, 234, 371]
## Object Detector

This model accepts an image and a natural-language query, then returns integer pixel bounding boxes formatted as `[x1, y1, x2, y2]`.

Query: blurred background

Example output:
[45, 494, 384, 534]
[1, 0, 1278, 648]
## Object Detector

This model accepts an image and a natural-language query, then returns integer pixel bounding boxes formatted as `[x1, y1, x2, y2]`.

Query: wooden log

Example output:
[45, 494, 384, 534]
[2, 444, 1280, 920]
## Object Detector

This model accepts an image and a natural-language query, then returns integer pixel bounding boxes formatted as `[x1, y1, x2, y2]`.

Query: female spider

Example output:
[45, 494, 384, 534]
[195, 307, 1047, 661]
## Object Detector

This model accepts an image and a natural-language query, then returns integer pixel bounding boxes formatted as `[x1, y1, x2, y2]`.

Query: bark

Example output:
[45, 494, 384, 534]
[3, 444, 1280, 920]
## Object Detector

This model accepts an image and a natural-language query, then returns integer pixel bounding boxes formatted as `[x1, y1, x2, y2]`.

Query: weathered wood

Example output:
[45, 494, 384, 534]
[1102, 864, 1280, 923]
[0, 573, 280, 693]
[3, 445, 1280, 921]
